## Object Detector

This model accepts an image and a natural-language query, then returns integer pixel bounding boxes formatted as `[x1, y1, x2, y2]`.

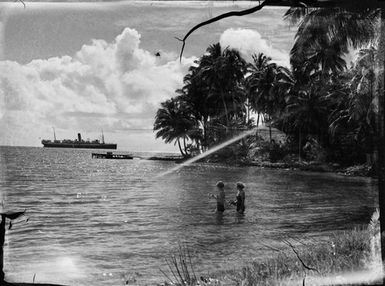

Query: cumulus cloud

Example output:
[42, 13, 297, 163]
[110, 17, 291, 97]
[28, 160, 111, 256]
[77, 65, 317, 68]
[0, 27, 289, 149]
[219, 28, 290, 67]
[0, 28, 194, 147]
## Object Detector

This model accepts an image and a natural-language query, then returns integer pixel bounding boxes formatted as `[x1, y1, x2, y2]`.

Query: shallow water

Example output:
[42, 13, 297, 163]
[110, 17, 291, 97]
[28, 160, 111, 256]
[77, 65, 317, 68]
[0, 146, 378, 285]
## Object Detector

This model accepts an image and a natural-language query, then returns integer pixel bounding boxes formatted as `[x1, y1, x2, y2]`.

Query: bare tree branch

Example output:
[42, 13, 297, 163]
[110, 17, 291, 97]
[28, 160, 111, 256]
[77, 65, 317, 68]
[176, 0, 281, 61]
[283, 239, 319, 273]
[15, 0, 26, 9]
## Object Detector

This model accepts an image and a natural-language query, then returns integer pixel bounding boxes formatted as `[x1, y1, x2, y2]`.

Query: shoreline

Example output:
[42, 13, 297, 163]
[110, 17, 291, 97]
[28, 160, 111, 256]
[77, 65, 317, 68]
[148, 154, 374, 178]
[240, 161, 374, 178]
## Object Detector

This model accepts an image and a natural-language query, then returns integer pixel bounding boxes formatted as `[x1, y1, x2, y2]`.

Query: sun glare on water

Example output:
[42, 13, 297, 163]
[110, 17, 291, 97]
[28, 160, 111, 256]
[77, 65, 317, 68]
[156, 128, 257, 178]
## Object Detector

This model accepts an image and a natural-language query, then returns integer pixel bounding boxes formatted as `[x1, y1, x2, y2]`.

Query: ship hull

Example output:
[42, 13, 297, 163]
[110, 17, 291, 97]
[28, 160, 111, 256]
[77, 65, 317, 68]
[42, 143, 117, 149]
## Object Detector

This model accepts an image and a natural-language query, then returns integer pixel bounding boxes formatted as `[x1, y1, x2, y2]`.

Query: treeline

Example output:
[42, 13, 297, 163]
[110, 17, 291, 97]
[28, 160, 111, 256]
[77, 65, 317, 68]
[153, 40, 377, 166]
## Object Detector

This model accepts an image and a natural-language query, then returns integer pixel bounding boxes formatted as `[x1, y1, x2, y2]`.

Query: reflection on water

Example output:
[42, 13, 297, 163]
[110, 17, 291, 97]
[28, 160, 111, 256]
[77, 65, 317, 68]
[0, 146, 378, 285]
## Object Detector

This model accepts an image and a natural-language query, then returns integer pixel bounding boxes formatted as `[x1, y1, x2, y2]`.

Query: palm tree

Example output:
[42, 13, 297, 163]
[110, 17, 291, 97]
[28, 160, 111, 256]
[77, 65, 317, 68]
[246, 53, 288, 141]
[280, 84, 331, 159]
[153, 98, 195, 157]
[279, 8, 379, 160]
[329, 47, 377, 161]
[198, 43, 247, 127]
[284, 88, 330, 136]
[246, 53, 277, 117]
[286, 7, 378, 77]
[177, 63, 219, 151]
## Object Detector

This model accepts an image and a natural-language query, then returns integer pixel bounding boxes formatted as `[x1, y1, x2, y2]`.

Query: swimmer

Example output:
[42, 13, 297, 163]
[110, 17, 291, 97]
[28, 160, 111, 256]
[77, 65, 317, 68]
[209, 181, 226, 213]
[229, 182, 245, 214]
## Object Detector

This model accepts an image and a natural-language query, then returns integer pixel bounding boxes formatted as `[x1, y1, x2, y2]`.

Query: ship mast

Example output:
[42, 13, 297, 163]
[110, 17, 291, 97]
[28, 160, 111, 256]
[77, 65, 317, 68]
[52, 127, 56, 141]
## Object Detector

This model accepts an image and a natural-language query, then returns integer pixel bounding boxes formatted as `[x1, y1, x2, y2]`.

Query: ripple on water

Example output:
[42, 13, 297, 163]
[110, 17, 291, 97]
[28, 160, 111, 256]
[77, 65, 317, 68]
[0, 146, 378, 285]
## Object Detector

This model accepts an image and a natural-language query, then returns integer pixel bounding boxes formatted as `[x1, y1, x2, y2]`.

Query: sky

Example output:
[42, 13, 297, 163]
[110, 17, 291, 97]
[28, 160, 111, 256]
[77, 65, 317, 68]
[0, 1, 296, 152]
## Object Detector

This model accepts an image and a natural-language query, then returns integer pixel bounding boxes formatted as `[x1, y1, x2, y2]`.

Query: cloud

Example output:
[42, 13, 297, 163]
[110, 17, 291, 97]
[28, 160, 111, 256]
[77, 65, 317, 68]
[0, 28, 194, 147]
[0, 26, 290, 149]
[219, 28, 290, 67]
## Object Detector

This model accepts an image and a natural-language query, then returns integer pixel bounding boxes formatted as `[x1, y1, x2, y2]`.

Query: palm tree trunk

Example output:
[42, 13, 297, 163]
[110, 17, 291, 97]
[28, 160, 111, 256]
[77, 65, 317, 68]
[256, 113, 260, 127]
[183, 137, 187, 156]
[269, 125, 272, 143]
[203, 117, 208, 151]
[232, 93, 235, 117]
[177, 138, 186, 157]
[298, 129, 302, 162]
[246, 98, 250, 124]
[220, 90, 230, 127]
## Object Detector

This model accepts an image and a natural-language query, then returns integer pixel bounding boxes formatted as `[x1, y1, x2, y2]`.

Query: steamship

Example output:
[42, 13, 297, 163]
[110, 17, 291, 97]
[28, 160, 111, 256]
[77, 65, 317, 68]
[41, 129, 117, 149]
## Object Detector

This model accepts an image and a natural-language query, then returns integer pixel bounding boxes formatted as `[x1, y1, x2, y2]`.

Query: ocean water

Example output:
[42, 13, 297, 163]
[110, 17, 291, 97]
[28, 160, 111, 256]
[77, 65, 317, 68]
[0, 146, 378, 285]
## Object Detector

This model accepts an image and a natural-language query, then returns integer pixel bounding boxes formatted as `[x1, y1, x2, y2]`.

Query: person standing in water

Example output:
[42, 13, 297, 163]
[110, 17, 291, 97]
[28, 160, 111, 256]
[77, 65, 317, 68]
[230, 182, 246, 214]
[210, 181, 226, 213]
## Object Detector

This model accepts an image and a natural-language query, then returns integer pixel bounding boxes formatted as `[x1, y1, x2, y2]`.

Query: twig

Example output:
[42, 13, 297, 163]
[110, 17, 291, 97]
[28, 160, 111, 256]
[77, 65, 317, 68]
[16, 0, 26, 8]
[282, 239, 319, 273]
[176, 0, 280, 61]
[159, 267, 173, 284]
[171, 255, 184, 284]
[186, 246, 197, 282]
[165, 257, 180, 284]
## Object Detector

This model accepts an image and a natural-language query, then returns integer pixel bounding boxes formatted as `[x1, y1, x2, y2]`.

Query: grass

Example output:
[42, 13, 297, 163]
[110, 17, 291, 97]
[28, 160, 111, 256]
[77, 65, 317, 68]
[160, 243, 199, 286]
[159, 211, 382, 286]
[220, 227, 378, 285]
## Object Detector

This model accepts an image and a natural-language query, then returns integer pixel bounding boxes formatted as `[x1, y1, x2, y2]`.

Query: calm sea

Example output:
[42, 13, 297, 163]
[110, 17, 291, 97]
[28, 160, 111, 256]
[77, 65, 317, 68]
[0, 146, 378, 285]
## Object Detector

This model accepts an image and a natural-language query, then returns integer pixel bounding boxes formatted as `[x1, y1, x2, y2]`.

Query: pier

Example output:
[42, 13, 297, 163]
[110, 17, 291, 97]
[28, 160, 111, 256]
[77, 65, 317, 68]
[91, 152, 133, 159]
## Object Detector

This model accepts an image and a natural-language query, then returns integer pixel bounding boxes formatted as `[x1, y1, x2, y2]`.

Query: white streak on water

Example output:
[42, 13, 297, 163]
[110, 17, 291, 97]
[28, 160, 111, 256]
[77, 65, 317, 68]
[156, 128, 257, 178]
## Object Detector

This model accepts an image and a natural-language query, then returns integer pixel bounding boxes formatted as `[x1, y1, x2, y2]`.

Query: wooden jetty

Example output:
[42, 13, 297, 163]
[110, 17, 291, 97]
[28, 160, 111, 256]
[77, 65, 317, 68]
[92, 152, 133, 160]
[146, 156, 183, 161]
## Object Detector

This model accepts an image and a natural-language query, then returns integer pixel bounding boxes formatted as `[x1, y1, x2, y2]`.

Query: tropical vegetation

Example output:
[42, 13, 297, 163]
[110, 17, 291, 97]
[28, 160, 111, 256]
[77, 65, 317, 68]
[153, 7, 380, 169]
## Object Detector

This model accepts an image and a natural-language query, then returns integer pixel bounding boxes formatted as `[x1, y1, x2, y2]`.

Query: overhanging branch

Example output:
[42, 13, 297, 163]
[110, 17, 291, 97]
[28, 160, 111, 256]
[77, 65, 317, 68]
[176, 0, 280, 61]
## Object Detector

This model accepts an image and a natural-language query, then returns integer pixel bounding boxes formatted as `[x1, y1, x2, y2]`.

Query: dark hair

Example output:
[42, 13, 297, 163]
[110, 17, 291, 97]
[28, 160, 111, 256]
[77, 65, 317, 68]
[216, 181, 224, 188]
[236, 182, 245, 190]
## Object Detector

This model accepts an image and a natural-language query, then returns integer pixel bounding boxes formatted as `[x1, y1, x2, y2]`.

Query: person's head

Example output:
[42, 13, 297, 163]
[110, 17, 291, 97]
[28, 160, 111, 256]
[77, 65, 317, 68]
[236, 182, 245, 191]
[216, 181, 224, 190]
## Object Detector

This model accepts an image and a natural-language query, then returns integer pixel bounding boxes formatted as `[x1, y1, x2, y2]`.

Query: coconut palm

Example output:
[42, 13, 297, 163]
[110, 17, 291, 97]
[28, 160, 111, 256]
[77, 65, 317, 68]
[177, 62, 223, 150]
[284, 87, 330, 136]
[286, 7, 379, 77]
[198, 43, 247, 127]
[246, 53, 292, 141]
[246, 53, 277, 116]
[278, 7, 379, 157]
[277, 82, 331, 159]
[153, 98, 195, 157]
[329, 47, 377, 159]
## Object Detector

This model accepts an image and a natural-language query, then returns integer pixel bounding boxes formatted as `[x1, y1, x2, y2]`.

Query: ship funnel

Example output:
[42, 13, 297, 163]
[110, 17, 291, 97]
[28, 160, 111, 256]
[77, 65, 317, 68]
[78, 133, 82, 142]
